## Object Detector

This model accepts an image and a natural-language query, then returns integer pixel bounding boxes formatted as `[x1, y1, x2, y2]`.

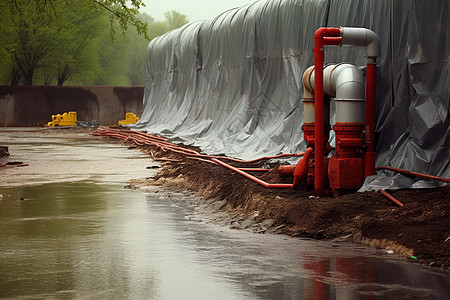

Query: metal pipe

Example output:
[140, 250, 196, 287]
[341, 27, 380, 178]
[293, 147, 314, 188]
[93, 126, 305, 164]
[364, 62, 377, 177]
[311, 63, 365, 123]
[312, 27, 380, 195]
[302, 66, 315, 124]
[378, 189, 404, 207]
[94, 127, 303, 189]
[211, 158, 294, 189]
[341, 27, 381, 58]
[238, 168, 270, 172]
[314, 27, 342, 196]
[376, 166, 450, 183]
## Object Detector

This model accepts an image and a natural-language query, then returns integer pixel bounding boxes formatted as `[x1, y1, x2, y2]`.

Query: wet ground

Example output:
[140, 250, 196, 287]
[0, 128, 449, 299]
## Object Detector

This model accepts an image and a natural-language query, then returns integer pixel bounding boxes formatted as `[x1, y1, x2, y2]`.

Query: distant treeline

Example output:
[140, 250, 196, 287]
[0, 0, 188, 86]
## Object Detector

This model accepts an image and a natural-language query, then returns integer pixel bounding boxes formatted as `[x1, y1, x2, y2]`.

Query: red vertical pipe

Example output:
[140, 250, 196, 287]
[314, 28, 341, 196]
[364, 62, 377, 178]
[314, 30, 325, 196]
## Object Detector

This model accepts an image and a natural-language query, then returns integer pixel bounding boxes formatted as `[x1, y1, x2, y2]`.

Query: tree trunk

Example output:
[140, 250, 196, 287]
[23, 72, 33, 85]
[10, 69, 21, 85]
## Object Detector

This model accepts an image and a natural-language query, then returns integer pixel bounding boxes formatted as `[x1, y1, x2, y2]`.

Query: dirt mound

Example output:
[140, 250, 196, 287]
[124, 142, 449, 272]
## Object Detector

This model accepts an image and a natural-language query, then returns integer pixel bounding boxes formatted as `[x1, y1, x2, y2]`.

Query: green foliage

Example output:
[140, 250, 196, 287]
[91, 11, 189, 86]
[0, 0, 189, 86]
[164, 10, 189, 30]
[0, 0, 64, 85]
[91, 0, 149, 40]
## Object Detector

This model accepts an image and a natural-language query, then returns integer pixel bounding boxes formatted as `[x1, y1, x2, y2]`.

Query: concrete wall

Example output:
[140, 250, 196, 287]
[0, 86, 144, 127]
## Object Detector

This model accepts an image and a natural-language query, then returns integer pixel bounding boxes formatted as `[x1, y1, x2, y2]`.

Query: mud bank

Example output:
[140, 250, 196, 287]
[122, 142, 450, 273]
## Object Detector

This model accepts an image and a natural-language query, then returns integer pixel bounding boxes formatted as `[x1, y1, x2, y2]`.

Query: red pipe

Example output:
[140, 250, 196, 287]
[323, 37, 343, 45]
[93, 127, 305, 164]
[314, 27, 342, 196]
[93, 127, 305, 189]
[219, 152, 305, 164]
[364, 62, 377, 178]
[278, 165, 295, 176]
[238, 168, 270, 172]
[293, 147, 314, 188]
[211, 158, 294, 189]
[190, 157, 219, 165]
[376, 166, 450, 183]
[378, 189, 404, 207]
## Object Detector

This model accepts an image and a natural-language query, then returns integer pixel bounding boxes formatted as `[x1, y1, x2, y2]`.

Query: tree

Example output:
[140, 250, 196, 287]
[0, 1, 103, 85]
[53, 5, 105, 85]
[0, 1, 60, 85]
[124, 14, 154, 85]
[0, 0, 148, 85]
[164, 10, 189, 30]
[89, 0, 149, 39]
[0, 0, 188, 86]
[94, 11, 189, 86]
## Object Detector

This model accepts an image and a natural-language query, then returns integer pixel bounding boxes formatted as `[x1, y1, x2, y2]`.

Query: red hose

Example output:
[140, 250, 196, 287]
[378, 189, 404, 207]
[376, 166, 450, 183]
[238, 168, 270, 172]
[211, 158, 294, 189]
[92, 126, 305, 189]
[93, 126, 305, 164]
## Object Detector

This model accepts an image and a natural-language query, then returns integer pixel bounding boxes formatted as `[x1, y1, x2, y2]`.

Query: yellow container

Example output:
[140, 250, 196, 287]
[118, 113, 140, 126]
[45, 111, 76, 127]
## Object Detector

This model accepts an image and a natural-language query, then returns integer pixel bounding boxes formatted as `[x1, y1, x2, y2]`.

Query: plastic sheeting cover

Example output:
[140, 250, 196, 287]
[134, 0, 449, 191]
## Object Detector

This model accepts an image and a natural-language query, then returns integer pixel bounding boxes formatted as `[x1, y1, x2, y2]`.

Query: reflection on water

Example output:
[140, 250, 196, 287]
[0, 129, 449, 299]
[1, 183, 449, 299]
[0, 128, 157, 186]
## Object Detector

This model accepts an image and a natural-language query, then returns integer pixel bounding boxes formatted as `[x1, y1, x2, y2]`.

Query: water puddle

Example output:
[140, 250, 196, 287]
[0, 129, 449, 299]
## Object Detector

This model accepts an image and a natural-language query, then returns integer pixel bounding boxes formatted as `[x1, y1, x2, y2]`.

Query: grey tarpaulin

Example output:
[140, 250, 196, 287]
[133, 0, 449, 191]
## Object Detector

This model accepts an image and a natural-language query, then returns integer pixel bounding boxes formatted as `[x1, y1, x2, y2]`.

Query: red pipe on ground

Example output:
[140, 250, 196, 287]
[378, 189, 404, 207]
[238, 168, 270, 172]
[293, 147, 314, 188]
[93, 127, 305, 164]
[314, 27, 342, 196]
[375, 166, 450, 183]
[211, 158, 294, 189]
[93, 127, 306, 189]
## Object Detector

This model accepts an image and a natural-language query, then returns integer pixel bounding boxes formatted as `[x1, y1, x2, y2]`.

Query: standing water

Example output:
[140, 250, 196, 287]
[0, 128, 449, 299]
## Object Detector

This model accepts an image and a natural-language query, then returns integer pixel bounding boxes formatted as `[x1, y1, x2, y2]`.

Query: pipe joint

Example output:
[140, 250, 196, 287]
[341, 27, 381, 58]
[331, 64, 364, 99]
[314, 27, 341, 39]
[302, 66, 315, 98]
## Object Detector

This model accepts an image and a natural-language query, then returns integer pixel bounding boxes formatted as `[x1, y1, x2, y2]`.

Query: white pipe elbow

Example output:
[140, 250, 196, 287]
[341, 27, 381, 58]
[331, 64, 365, 123]
[306, 63, 365, 123]
[331, 64, 365, 100]
[302, 66, 315, 99]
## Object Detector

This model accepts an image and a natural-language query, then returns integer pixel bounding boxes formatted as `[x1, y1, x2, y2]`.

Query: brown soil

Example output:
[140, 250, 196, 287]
[122, 141, 450, 273]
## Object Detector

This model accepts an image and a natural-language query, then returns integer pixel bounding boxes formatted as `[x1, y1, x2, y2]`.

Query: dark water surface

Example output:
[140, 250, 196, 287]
[0, 129, 449, 299]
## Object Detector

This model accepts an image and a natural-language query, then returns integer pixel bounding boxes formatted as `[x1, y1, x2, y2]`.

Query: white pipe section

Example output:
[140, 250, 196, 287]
[340, 27, 381, 58]
[304, 63, 365, 123]
[331, 64, 365, 123]
[302, 66, 315, 123]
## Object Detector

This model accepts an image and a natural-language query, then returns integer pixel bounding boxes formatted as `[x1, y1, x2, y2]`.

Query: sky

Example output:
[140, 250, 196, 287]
[139, 0, 259, 22]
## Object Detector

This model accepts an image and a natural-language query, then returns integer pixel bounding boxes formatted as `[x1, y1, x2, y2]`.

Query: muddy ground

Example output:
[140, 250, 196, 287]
[123, 141, 450, 273]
